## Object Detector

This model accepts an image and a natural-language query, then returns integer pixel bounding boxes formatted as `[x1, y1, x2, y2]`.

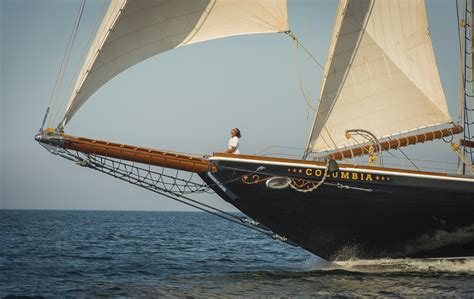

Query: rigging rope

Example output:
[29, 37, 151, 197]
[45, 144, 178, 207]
[385, 142, 420, 171]
[298, 1, 376, 162]
[47, 0, 86, 129]
[289, 32, 318, 112]
[458, 0, 468, 124]
[288, 32, 349, 161]
[305, 3, 313, 147]
[288, 30, 343, 158]
[286, 31, 324, 70]
[51, 147, 298, 246]
[51, 0, 108, 127]
[461, 0, 474, 169]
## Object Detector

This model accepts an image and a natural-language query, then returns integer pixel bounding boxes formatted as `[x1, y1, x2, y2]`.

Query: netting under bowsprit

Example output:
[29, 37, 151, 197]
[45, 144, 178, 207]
[55, 147, 215, 197]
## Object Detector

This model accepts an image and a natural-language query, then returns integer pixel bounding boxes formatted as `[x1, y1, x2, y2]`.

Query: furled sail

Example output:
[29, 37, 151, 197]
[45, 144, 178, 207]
[62, 0, 288, 125]
[306, 0, 452, 154]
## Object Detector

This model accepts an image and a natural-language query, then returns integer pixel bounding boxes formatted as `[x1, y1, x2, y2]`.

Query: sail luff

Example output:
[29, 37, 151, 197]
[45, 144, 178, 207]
[307, 0, 375, 152]
[305, 0, 348, 155]
[63, 0, 127, 126]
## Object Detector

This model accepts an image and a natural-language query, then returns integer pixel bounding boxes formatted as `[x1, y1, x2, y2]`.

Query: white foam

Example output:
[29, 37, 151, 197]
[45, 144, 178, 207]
[299, 255, 332, 271]
[323, 257, 474, 273]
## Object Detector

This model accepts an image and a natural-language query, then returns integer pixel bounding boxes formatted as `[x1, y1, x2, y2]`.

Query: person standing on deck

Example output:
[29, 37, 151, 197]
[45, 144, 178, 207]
[225, 128, 241, 154]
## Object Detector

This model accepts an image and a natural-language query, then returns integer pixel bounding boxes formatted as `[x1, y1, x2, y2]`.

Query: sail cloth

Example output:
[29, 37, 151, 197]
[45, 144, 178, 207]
[306, 0, 452, 154]
[63, 0, 288, 124]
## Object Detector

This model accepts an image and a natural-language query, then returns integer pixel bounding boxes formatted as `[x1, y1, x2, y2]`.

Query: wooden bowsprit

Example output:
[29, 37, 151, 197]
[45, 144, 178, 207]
[35, 129, 298, 247]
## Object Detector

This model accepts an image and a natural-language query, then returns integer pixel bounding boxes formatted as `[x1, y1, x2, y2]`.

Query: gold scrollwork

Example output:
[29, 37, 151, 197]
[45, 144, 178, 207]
[290, 178, 315, 190]
[242, 174, 261, 184]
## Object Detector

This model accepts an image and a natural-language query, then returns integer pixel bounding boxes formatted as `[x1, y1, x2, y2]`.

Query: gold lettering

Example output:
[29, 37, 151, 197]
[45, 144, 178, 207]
[352, 173, 358, 180]
[331, 172, 339, 178]
[341, 172, 349, 179]
[360, 173, 364, 180]
[315, 169, 322, 177]
[365, 174, 373, 181]
[306, 169, 313, 176]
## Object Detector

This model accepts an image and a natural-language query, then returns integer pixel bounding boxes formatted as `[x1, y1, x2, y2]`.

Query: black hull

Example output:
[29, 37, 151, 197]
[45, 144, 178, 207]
[202, 155, 474, 261]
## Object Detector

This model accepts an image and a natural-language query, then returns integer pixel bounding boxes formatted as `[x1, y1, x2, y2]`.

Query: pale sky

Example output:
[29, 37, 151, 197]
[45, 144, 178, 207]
[0, 0, 463, 211]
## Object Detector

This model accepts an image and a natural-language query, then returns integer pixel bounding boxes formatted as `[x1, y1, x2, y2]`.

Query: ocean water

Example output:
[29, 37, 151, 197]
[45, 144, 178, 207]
[1, 210, 474, 297]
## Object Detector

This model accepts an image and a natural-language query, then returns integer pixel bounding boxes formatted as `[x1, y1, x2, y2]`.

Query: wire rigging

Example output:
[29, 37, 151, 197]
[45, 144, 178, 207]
[288, 32, 348, 160]
[306, 2, 314, 147]
[286, 31, 324, 70]
[47, 0, 87, 129]
[51, 0, 108, 127]
[458, 0, 474, 172]
[289, 32, 319, 112]
[46, 146, 298, 247]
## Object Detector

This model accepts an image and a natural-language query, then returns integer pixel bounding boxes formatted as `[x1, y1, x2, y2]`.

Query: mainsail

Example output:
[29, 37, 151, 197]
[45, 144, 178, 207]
[62, 0, 288, 125]
[306, 0, 452, 154]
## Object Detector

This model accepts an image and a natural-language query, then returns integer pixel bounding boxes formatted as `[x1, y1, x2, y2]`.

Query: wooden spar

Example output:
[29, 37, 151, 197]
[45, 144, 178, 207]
[59, 134, 217, 173]
[461, 139, 474, 148]
[327, 125, 464, 160]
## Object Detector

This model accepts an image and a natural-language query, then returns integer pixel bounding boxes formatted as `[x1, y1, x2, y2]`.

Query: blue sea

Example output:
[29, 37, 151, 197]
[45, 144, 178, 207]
[1, 210, 474, 297]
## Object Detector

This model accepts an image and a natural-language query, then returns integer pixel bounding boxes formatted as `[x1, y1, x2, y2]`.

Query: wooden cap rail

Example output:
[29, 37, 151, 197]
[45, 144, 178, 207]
[61, 134, 216, 173]
[327, 125, 464, 160]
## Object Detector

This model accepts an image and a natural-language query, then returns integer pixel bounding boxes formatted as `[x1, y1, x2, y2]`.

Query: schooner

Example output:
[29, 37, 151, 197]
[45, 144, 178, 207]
[36, 0, 474, 261]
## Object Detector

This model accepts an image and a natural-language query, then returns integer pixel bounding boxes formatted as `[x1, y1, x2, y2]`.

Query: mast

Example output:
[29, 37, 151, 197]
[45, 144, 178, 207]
[460, 0, 474, 174]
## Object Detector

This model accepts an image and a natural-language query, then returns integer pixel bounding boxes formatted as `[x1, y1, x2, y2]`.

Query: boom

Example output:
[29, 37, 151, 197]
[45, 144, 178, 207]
[326, 125, 463, 160]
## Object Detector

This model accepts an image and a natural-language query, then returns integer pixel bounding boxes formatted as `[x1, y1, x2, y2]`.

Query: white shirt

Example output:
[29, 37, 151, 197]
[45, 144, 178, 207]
[228, 136, 240, 154]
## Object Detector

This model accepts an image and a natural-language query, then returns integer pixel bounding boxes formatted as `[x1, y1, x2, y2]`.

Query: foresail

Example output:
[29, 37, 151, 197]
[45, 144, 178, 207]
[306, 0, 452, 154]
[63, 0, 288, 124]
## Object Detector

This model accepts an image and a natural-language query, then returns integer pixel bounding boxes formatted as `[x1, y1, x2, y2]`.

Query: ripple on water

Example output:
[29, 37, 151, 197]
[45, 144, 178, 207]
[1, 210, 474, 297]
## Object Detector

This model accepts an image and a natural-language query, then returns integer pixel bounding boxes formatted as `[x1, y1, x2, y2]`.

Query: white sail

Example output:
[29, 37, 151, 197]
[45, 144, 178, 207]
[306, 0, 452, 153]
[63, 0, 288, 124]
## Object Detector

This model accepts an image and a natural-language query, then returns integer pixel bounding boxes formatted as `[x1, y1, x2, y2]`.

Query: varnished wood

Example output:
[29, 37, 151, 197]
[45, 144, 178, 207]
[461, 139, 474, 148]
[61, 134, 217, 173]
[55, 132, 461, 177]
[327, 125, 463, 160]
[211, 152, 456, 177]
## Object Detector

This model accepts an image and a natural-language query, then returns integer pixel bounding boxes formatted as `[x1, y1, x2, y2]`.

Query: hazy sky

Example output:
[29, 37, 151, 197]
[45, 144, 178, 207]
[0, 0, 463, 211]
